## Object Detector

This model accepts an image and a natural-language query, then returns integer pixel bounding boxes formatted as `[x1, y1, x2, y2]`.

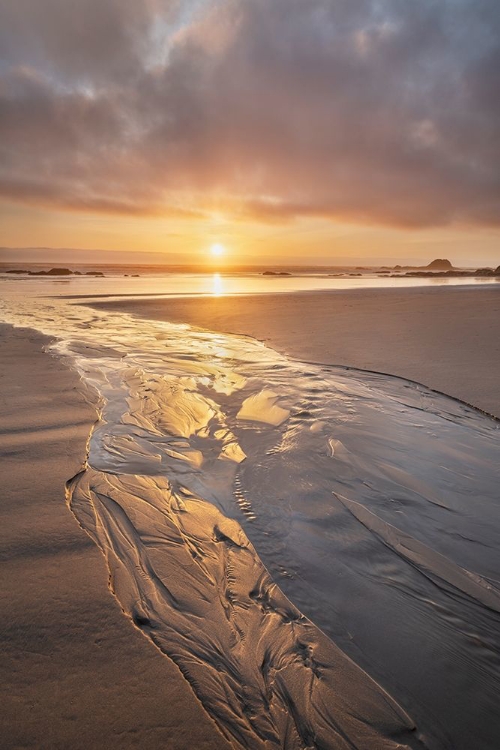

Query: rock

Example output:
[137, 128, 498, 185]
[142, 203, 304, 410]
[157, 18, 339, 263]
[426, 258, 453, 271]
[403, 270, 469, 278]
[5, 268, 74, 276]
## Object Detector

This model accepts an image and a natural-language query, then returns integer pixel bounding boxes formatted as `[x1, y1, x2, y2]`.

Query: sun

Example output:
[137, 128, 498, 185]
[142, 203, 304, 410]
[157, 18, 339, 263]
[210, 243, 225, 258]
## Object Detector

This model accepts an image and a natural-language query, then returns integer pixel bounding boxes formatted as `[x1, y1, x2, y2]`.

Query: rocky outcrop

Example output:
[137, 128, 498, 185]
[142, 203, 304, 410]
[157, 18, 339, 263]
[426, 258, 453, 270]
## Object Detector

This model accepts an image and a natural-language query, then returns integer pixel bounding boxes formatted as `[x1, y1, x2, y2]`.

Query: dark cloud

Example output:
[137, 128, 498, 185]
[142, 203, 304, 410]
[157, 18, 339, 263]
[0, 0, 499, 227]
[0, 0, 179, 84]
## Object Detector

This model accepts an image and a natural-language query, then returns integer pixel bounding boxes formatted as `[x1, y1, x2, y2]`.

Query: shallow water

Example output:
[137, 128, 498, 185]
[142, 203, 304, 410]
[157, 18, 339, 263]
[1, 289, 499, 749]
[1, 269, 499, 301]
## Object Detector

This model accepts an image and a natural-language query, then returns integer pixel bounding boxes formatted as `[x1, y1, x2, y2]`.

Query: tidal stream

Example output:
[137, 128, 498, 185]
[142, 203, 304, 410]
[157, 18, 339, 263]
[1, 294, 499, 750]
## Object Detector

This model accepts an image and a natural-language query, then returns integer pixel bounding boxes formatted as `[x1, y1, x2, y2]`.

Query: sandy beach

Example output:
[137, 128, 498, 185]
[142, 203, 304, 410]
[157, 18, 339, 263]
[3, 0, 500, 746]
[0, 325, 230, 750]
[91, 285, 500, 418]
[1, 284, 499, 749]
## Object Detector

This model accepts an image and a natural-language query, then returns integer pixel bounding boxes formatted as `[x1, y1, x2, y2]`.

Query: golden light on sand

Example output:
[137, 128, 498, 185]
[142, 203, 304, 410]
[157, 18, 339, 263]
[210, 243, 225, 258]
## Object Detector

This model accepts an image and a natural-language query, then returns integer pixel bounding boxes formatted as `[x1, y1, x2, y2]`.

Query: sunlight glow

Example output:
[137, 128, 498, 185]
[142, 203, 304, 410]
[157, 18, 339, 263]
[210, 243, 225, 257]
[212, 272, 223, 296]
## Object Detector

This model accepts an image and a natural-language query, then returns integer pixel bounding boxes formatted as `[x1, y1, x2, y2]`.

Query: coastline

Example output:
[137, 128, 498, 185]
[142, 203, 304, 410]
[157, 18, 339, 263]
[88, 285, 500, 418]
[1, 283, 499, 748]
[0, 324, 230, 749]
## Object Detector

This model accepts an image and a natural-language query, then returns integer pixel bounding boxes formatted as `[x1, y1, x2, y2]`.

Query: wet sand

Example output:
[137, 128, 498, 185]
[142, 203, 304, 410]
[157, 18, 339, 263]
[0, 324, 230, 749]
[1, 284, 499, 749]
[90, 285, 500, 417]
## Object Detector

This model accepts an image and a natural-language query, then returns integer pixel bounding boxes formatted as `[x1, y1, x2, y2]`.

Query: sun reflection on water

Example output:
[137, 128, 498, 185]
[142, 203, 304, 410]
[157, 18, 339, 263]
[212, 272, 223, 296]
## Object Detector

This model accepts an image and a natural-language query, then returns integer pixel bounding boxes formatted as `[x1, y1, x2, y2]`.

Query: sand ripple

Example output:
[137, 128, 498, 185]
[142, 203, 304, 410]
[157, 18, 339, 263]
[1, 293, 499, 748]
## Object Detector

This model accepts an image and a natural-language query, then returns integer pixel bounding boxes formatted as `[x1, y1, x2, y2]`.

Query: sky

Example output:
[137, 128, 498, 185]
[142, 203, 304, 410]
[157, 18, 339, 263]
[0, 0, 499, 267]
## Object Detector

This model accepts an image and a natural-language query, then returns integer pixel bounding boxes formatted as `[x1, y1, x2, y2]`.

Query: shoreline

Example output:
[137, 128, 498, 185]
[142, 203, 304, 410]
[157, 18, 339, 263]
[0, 324, 230, 749]
[1, 284, 499, 748]
[54, 279, 500, 301]
[87, 285, 500, 419]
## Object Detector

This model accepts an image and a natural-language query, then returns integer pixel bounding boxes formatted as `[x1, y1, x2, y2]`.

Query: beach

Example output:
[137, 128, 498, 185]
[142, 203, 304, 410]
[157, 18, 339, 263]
[91, 285, 500, 418]
[1, 284, 499, 749]
[0, 325, 231, 750]
[3, 0, 500, 745]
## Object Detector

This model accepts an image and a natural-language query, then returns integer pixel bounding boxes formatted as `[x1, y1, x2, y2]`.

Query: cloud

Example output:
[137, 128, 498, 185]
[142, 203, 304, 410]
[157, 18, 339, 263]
[1, 0, 499, 228]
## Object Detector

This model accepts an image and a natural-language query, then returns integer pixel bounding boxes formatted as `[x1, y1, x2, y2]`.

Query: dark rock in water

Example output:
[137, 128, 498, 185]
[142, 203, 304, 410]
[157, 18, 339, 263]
[25, 267, 73, 276]
[474, 267, 500, 277]
[85, 271, 105, 276]
[262, 270, 292, 276]
[44, 267, 73, 275]
[426, 258, 453, 270]
[132, 274, 140, 277]
[6, 267, 74, 276]
[74, 271, 82, 275]
[402, 270, 469, 278]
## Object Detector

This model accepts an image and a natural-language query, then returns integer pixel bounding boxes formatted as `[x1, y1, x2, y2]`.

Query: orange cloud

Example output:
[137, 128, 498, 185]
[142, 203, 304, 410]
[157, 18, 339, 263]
[0, 0, 499, 229]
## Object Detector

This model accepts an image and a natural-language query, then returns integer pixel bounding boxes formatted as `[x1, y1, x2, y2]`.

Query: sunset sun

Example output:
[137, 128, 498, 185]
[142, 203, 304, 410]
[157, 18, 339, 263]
[210, 243, 225, 258]
[2, 3, 499, 749]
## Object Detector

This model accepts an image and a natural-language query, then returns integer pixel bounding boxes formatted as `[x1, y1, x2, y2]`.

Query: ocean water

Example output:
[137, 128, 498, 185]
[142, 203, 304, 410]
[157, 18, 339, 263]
[1, 281, 499, 749]
[0, 267, 499, 301]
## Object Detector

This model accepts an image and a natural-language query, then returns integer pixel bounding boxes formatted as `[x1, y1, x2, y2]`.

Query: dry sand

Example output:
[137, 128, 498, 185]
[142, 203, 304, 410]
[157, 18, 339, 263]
[0, 324, 230, 749]
[91, 285, 500, 418]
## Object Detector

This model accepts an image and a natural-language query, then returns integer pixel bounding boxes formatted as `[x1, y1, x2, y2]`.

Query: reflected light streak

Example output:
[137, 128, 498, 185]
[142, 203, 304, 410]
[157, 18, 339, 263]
[212, 272, 223, 297]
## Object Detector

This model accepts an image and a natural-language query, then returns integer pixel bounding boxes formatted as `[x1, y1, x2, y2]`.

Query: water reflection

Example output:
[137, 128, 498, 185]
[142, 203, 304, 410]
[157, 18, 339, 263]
[1, 271, 498, 302]
[1, 291, 499, 748]
[212, 272, 223, 296]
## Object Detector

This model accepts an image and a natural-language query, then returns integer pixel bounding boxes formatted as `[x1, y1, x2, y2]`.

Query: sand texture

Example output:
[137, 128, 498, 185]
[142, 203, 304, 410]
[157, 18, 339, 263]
[90, 285, 500, 417]
[1, 284, 499, 749]
[0, 325, 230, 750]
